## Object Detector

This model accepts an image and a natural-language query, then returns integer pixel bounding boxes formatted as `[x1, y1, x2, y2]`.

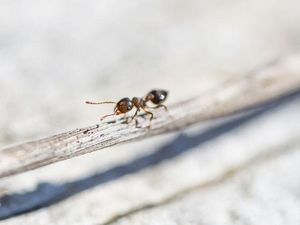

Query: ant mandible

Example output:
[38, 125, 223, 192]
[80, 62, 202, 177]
[85, 89, 169, 128]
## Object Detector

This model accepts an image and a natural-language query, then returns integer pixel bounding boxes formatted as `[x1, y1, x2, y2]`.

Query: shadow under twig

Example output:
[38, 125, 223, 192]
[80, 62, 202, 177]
[0, 90, 299, 220]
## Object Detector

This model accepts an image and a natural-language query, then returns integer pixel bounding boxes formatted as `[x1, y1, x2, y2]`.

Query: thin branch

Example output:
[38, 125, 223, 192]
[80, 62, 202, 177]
[0, 56, 300, 179]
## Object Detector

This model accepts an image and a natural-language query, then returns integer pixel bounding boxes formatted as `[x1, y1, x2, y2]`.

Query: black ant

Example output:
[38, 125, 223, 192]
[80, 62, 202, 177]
[85, 89, 169, 128]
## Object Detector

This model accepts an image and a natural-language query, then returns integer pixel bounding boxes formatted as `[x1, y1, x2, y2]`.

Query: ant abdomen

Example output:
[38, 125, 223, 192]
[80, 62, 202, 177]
[146, 89, 168, 104]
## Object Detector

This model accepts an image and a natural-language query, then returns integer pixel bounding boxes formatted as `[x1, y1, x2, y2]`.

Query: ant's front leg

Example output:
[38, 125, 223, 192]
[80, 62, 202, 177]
[100, 112, 117, 121]
[101, 107, 119, 121]
[121, 113, 128, 123]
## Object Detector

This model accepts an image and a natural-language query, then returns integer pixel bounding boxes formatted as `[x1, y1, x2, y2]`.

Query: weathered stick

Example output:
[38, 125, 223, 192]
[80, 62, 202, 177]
[0, 56, 300, 179]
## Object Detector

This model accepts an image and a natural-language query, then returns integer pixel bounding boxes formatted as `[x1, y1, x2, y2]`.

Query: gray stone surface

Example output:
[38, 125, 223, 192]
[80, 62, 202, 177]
[113, 142, 300, 225]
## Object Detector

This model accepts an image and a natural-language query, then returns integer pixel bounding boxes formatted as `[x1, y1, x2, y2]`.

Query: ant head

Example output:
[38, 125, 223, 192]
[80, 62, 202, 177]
[116, 97, 133, 113]
[146, 89, 168, 104]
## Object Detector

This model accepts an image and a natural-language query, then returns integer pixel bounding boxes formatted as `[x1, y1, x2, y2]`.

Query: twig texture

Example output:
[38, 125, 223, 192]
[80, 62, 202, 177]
[0, 57, 300, 179]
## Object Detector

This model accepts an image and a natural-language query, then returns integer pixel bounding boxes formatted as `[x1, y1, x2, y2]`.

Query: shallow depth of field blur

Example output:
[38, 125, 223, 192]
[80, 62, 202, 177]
[1, 0, 300, 146]
[1, 1, 300, 224]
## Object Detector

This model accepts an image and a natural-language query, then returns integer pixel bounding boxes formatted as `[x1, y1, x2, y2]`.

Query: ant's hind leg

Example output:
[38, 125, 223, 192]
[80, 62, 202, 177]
[141, 107, 153, 128]
[152, 104, 168, 112]
[149, 104, 173, 119]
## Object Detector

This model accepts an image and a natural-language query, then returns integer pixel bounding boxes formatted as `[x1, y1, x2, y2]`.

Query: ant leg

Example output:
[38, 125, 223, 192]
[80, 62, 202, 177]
[100, 113, 116, 121]
[135, 118, 139, 128]
[100, 106, 120, 121]
[148, 104, 168, 112]
[126, 109, 139, 124]
[148, 104, 173, 119]
[141, 107, 153, 128]
[121, 113, 127, 122]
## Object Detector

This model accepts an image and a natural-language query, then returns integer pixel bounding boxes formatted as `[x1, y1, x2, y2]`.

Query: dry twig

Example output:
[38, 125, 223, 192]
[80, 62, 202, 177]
[0, 56, 300, 179]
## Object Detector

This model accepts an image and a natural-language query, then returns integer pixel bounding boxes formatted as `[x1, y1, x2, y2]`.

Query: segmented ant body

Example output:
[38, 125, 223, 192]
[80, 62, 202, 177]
[86, 89, 169, 127]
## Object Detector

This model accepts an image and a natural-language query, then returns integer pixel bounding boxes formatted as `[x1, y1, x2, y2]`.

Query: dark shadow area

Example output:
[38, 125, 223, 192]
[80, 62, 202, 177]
[1, 90, 300, 220]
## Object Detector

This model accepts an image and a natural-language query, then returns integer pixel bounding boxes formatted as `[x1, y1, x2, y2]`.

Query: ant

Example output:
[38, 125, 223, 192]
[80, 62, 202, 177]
[85, 89, 169, 128]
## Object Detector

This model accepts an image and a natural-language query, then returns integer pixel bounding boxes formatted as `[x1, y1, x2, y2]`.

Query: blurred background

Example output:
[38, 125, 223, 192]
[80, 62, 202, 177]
[1, 0, 300, 145]
[0, 0, 300, 224]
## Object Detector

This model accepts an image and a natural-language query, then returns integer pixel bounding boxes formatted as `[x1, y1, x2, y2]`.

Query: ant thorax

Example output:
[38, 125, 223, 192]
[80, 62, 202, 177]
[132, 97, 145, 108]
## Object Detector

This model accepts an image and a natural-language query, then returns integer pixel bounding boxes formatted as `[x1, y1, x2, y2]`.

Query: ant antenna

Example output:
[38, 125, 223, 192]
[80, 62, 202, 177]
[85, 101, 116, 105]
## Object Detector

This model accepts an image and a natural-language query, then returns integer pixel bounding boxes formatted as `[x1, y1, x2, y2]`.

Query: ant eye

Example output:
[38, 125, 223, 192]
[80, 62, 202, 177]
[127, 103, 133, 110]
